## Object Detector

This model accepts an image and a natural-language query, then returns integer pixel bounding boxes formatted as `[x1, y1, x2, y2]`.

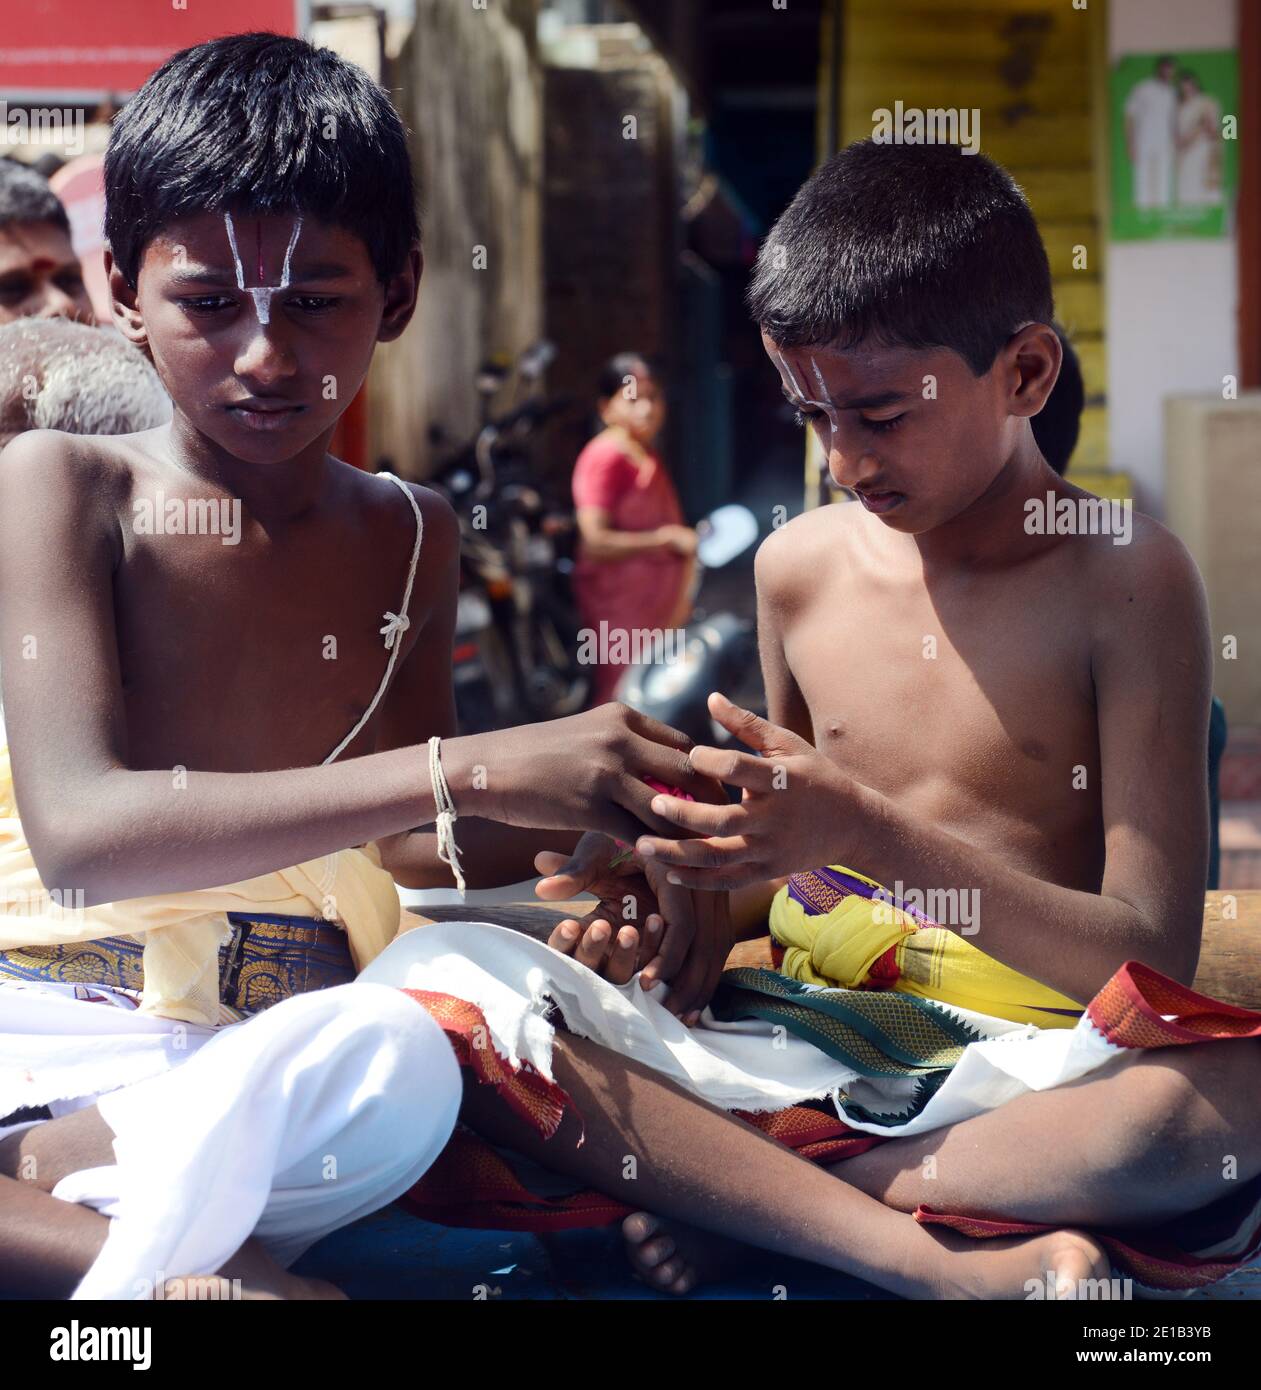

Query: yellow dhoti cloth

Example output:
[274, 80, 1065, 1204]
[0, 746, 409, 1025]
[769, 864, 1084, 1029]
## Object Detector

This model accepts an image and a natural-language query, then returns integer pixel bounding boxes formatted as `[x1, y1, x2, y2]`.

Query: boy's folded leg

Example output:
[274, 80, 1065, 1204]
[52, 983, 461, 1300]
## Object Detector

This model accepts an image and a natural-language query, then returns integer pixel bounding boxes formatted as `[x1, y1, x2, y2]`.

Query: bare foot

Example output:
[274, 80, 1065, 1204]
[163, 1237, 348, 1300]
[160, 1271, 347, 1300]
[623, 1209, 1110, 1301]
[622, 1211, 755, 1295]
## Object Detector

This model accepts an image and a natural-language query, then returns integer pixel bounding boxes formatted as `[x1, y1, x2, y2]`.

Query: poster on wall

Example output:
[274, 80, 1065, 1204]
[1110, 50, 1239, 240]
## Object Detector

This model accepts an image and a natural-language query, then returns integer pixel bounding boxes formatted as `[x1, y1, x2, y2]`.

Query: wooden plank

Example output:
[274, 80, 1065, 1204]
[1239, 0, 1261, 387]
[1052, 275, 1103, 334]
[1040, 221, 1101, 276]
[406, 900, 580, 944]
[1196, 891, 1261, 1010]
[843, 70, 1091, 122]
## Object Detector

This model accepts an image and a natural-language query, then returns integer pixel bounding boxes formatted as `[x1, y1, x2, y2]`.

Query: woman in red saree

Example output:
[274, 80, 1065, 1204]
[571, 355, 698, 705]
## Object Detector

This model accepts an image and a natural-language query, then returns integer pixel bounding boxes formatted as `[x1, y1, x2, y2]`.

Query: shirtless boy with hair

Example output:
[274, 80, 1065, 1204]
[0, 32, 713, 1300]
[468, 138, 1261, 1297]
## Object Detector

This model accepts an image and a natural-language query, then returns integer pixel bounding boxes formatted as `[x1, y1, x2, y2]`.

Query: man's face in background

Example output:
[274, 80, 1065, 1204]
[0, 219, 93, 325]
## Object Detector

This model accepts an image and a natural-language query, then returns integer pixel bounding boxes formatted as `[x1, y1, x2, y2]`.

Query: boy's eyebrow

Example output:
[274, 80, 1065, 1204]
[166, 267, 237, 287]
[780, 384, 908, 410]
[165, 262, 355, 288]
[287, 262, 356, 281]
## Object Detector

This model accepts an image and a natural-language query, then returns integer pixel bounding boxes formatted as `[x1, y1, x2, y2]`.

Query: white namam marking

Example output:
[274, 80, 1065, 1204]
[222, 212, 304, 326]
[774, 350, 841, 436]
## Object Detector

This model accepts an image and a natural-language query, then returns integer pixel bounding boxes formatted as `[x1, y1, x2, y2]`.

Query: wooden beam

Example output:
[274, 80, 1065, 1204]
[1241, 0, 1261, 388]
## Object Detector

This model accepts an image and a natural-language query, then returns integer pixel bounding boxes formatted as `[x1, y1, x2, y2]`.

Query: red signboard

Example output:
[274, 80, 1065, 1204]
[0, 0, 306, 99]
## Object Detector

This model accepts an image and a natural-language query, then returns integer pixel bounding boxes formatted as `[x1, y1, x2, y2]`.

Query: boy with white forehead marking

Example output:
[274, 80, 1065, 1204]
[222, 211, 304, 326]
[400, 138, 1261, 1300]
[0, 33, 712, 1301]
[774, 350, 841, 433]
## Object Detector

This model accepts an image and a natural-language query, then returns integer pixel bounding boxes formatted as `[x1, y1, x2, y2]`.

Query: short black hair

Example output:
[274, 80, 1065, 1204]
[747, 140, 1054, 376]
[105, 32, 419, 289]
[597, 352, 655, 401]
[1031, 325, 1083, 476]
[0, 158, 71, 236]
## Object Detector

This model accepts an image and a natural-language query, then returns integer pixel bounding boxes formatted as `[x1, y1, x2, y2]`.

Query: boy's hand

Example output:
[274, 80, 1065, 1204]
[535, 831, 663, 977]
[633, 692, 870, 890]
[444, 703, 722, 845]
[536, 831, 735, 1024]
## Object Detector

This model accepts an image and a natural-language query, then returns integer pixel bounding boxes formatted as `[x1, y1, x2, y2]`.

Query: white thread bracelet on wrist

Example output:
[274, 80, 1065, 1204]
[428, 735, 466, 893]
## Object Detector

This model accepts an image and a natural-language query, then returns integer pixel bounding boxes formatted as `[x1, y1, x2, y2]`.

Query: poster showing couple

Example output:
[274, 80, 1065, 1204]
[1110, 51, 1238, 240]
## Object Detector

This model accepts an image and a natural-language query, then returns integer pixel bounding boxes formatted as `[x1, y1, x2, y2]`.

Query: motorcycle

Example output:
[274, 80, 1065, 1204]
[614, 503, 762, 749]
[429, 343, 591, 731]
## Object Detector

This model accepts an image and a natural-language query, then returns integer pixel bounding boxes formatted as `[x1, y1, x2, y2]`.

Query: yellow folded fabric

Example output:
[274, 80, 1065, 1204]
[769, 865, 1084, 1029]
[0, 746, 407, 1024]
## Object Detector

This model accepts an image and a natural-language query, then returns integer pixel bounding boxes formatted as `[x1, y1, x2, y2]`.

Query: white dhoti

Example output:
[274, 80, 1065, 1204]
[358, 921, 1127, 1135]
[2, 981, 461, 1299]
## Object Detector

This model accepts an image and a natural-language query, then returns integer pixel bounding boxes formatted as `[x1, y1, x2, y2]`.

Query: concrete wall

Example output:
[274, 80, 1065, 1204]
[370, 0, 545, 478]
[1106, 0, 1239, 512]
[542, 28, 682, 486]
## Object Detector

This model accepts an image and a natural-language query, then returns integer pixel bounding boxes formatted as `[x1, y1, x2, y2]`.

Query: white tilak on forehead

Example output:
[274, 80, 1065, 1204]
[222, 211, 304, 326]
[775, 349, 841, 429]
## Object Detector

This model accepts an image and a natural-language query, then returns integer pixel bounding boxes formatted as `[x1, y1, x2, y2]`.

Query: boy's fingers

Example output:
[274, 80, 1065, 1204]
[618, 704, 695, 754]
[592, 804, 659, 847]
[706, 691, 811, 759]
[639, 860, 691, 986]
[533, 853, 584, 900]
[621, 744, 725, 816]
[686, 745, 779, 793]
[643, 911, 693, 989]
[666, 938, 715, 1018]
[663, 891, 732, 1021]
[645, 796, 750, 837]
[634, 834, 754, 870]
[606, 925, 640, 985]
[637, 913, 664, 973]
[655, 865, 758, 892]
[575, 919, 613, 972]
[547, 919, 583, 955]
[534, 832, 618, 899]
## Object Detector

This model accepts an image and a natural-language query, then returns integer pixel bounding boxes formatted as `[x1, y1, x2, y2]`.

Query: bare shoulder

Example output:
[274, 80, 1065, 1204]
[0, 428, 134, 539]
[335, 467, 460, 630]
[0, 426, 135, 495]
[755, 500, 860, 607]
[339, 466, 456, 541]
[1077, 505, 1206, 619]
[1072, 504, 1210, 672]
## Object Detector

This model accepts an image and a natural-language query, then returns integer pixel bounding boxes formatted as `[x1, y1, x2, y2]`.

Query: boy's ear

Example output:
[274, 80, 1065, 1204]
[105, 248, 149, 351]
[377, 244, 422, 343]
[1003, 323, 1062, 419]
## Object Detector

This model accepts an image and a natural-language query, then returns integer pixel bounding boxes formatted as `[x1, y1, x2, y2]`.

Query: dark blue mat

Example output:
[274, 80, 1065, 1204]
[294, 1204, 887, 1300]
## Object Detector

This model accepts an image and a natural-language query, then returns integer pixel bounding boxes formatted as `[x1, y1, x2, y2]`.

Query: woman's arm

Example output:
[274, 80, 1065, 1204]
[576, 505, 681, 561]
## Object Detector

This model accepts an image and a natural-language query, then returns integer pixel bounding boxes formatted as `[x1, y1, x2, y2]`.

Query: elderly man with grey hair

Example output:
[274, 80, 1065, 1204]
[0, 319, 171, 739]
[0, 317, 171, 449]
